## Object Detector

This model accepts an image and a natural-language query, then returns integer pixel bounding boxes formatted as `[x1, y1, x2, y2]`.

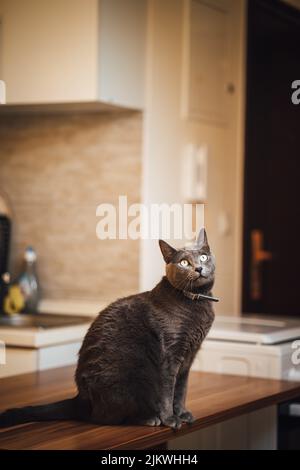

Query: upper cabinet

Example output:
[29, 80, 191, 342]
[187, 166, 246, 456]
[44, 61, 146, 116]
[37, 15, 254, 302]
[182, 0, 234, 125]
[0, 0, 146, 110]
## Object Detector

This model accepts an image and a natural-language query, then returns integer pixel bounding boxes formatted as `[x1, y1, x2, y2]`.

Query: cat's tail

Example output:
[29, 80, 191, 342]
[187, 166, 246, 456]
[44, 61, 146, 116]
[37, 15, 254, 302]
[0, 395, 91, 428]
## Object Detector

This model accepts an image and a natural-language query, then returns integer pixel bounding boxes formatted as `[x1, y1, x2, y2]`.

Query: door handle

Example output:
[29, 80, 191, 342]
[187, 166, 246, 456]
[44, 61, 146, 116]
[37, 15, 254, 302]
[250, 229, 273, 300]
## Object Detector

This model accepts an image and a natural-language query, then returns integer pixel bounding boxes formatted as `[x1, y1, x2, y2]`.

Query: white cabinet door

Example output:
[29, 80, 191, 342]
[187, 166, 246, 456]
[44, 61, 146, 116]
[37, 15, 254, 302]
[0, 0, 145, 108]
[0, 348, 37, 378]
[99, 0, 146, 109]
[0, 342, 81, 378]
[182, 0, 234, 124]
[38, 341, 81, 370]
[0, 0, 99, 104]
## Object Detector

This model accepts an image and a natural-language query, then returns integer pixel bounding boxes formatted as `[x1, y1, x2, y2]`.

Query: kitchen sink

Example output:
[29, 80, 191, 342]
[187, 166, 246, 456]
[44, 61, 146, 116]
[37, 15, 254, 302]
[0, 313, 93, 329]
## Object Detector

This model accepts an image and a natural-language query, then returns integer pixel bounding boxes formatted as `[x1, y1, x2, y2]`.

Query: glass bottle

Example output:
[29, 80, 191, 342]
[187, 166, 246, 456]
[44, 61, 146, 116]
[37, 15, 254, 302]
[17, 247, 40, 313]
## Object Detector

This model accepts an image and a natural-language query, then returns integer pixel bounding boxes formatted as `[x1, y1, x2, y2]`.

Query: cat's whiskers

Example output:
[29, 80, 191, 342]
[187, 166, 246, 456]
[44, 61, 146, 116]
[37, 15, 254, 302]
[176, 274, 190, 291]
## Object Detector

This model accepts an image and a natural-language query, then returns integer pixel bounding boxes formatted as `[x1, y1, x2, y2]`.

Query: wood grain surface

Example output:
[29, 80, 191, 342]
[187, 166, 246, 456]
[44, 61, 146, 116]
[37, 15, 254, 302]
[0, 366, 300, 450]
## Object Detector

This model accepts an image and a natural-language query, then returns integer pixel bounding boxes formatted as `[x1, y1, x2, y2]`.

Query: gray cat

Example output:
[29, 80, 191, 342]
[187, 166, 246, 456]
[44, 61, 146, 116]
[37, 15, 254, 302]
[0, 228, 216, 429]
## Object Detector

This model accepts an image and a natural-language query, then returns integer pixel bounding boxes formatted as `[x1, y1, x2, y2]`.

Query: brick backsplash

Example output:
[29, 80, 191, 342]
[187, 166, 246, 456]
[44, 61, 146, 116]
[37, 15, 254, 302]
[0, 111, 142, 303]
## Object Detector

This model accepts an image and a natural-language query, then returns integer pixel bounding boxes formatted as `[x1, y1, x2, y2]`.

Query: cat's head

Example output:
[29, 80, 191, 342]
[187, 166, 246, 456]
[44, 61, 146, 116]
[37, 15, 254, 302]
[159, 228, 215, 293]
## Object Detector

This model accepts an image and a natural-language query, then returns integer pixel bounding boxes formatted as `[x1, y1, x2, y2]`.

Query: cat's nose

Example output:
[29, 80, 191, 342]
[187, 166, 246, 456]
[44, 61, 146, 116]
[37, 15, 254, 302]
[195, 267, 202, 274]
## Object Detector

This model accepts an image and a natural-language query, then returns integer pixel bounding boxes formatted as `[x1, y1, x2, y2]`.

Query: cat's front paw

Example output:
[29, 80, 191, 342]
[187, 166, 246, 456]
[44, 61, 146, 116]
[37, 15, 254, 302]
[160, 414, 182, 430]
[140, 416, 161, 426]
[178, 410, 195, 424]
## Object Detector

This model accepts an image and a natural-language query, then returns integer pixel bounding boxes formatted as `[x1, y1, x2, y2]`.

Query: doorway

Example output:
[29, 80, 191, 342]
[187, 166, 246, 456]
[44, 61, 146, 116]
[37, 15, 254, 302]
[242, 0, 300, 316]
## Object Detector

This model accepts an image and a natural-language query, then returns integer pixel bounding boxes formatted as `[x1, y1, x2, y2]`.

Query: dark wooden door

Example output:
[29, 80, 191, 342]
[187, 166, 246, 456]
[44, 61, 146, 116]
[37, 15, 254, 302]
[243, 0, 300, 316]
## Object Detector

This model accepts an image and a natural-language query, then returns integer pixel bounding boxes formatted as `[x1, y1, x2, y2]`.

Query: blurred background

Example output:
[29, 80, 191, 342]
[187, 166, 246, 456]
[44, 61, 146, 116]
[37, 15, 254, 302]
[0, 0, 300, 450]
[0, 0, 299, 317]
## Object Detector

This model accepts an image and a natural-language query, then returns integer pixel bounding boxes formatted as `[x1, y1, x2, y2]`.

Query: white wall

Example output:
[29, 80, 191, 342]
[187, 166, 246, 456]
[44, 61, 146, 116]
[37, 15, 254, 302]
[140, 0, 246, 315]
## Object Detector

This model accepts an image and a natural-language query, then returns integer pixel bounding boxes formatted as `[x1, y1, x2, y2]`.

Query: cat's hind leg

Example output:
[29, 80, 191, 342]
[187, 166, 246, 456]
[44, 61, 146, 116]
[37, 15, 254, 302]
[90, 392, 133, 425]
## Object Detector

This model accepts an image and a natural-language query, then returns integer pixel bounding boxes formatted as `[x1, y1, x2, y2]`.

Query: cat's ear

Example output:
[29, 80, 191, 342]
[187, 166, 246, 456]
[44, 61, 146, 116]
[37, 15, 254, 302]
[159, 240, 177, 264]
[197, 227, 208, 247]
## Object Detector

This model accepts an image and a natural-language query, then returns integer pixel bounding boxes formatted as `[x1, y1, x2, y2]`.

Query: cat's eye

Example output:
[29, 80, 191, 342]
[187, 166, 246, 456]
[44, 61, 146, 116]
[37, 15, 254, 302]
[200, 254, 208, 262]
[179, 259, 189, 268]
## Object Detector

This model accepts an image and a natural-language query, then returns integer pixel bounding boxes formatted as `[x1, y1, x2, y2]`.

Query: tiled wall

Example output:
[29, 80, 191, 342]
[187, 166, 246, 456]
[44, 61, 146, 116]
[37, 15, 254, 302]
[0, 111, 142, 303]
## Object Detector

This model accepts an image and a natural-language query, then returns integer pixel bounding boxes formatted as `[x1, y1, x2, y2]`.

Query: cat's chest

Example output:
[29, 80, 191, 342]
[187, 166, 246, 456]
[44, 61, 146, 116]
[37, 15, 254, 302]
[160, 304, 213, 357]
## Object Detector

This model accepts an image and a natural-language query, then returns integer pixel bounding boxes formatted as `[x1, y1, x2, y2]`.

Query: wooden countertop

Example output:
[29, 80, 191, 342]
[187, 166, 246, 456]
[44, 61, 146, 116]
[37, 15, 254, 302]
[0, 366, 300, 450]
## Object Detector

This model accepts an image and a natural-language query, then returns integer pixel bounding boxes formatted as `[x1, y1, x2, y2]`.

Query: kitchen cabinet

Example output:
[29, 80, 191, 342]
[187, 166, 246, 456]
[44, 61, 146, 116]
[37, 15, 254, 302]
[182, 0, 234, 124]
[0, 313, 92, 378]
[0, 342, 82, 378]
[0, 0, 146, 110]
